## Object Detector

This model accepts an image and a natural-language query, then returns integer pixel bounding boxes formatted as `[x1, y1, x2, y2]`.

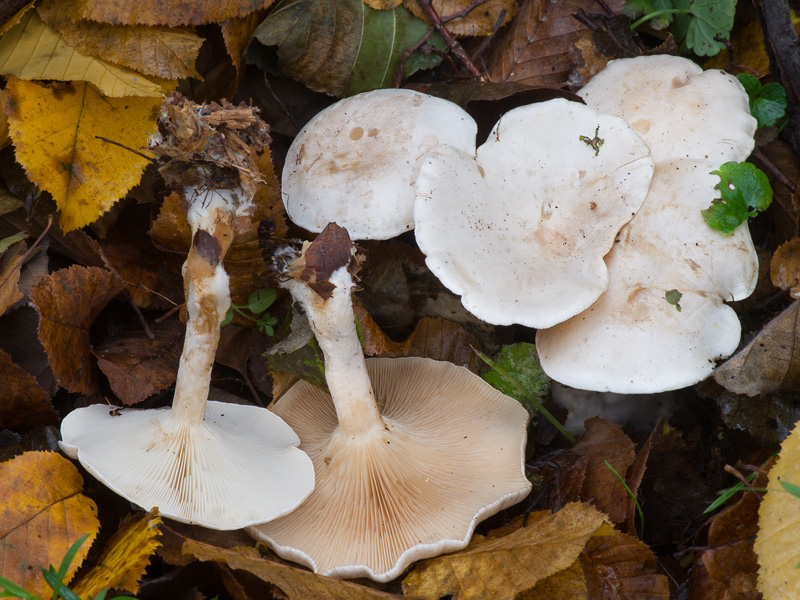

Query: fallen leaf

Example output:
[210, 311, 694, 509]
[771, 238, 800, 297]
[527, 450, 589, 510]
[0, 11, 168, 97]
[403, 0, 516, 37]
[37, 0, 203, 80]
[0, 451, 100, 598]
[402, 502, 611, 600]
[30, 265, 125, 394]
[714, 300, 800, 397]
[756, 419, 800, 600]
[0, 89, 9, 150]
[403, 316, 481, 369]
[487, 0, 624, 88]
[519, 560, 588, 599]
[93, 320, 183, 405]
[221, 13, 264, 78]
[571, 417, 636, 524]
[703, 19, 771, 76]
[760, 141, 800, 244]
[249, 0, 441, 97]
[6, 77, 161, 232]
[0, 348, 56, 432]
[72, 509, 162, 597]
[0, 239, 24, 315]
[68, 0, 275, 26]
[98, 232, 166, 309]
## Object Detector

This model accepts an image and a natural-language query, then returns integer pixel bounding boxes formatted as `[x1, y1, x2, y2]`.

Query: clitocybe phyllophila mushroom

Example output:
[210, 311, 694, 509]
[249, 223, 531, 582]
[413, 98, 654, 328]
[282, 88, 477, 240]
[59, 95, 314, 530]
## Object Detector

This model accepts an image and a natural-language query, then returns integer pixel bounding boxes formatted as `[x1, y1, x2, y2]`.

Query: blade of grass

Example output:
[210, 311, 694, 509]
[605, 459, 644, 537]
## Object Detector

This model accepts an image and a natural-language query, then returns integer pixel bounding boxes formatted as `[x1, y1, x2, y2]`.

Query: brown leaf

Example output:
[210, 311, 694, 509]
[527, 450, 589, 511]
[93, 320, 183, 405]
[582, 531, 670, 600]
[403, 0, 516, 37]
[486, 0, 624, 88]
[98, 231, 167, 309]
[0, 240, 24, 315]
[221, 13, 264, 78]
[571, 417, 636, 524]
[30, 266, 125, 394]
[714, 300, 800, 397]
[759, 141, 800, 245]
[403, 316, 481, 370]
[402, 503, 611, 600]
[771, 238, 800, 297]
[0, 348, 56, 432]
[66, 0, 276, 27]
[621, 418, 663, 536]
[519, 560, 588, 599]
[0, 451, 100, 598]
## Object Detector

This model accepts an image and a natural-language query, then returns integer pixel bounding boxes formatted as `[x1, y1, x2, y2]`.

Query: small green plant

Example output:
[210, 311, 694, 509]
[736, 74, 788, 129]
[701, 162, 773, 235]
[221, 288, 278, 335]
[664, 289, 683, 312]
[605, 460, 645, 537]
[0, 535, 137, 600]
[623, 0, 735, 56]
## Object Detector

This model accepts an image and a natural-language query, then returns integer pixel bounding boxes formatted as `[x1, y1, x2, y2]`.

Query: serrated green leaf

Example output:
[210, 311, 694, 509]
[702, 161, 773, 235]
[248, 0, 443, 97]
[736, 74, 788, 128]
[672, 0, 735, 56]
[481, 342, 550, 408]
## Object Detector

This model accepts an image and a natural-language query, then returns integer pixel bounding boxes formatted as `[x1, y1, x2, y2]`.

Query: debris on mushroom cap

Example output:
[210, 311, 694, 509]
[413, 98, 654, 329]
[282, 89, 477, 240]
[59, 401, 314, 530]
[536, 159, 759, 394]
[578, 55, 756, 164]
[249, 223, 531, 581]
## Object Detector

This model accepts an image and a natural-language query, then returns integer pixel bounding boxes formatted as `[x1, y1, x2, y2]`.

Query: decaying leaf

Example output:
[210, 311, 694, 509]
[695, 19, 770, 76]
[67, 0, 275, 26]
[403, 0, 516, 37]
[0, 451, 100, 598]
[0, 348, 56, 432]
[93, 320, 183, 405]
[30, 265, 125, 394]
[519, 560, 588, 599]
[771, 238, 800, 298]
[72, 509, 162, 597]
[487, 0, 624, 88]
[0, 10, 168, 97]
[37, 0, 203, 80]
[0, 238, 25, 315]
[402, 502, 611, 600]
[221, 13, 264, 78]
[6, 77, 161, 232]
[249, 0, 441, 97]
[571, 417, 636, 524]
[714, 300, 800, 397]
[0, 89, 10, 150]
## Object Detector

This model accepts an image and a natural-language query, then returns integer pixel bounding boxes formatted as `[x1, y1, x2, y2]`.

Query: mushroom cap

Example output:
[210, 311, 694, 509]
[578, 55, 756, 164]
[536, 159, 758, 393]
[248, 357, 531, 582]
[282, 88, 477, 240]
[59, 400, 315, 530]
[413, 98, 653, 328]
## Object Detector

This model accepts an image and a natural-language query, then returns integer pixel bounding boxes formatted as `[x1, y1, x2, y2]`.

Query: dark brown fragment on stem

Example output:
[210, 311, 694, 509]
[193, 230, 222, 266]
[298, 223, 354, 295]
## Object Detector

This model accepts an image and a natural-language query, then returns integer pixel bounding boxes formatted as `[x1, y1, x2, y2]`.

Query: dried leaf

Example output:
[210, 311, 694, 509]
[0, 240, 24, 315]
[249, 0, 440, 97]
[714, 300, 800, 397]
[571, 417, 636, 524]
[756, 420, 800, 600]
[0, 89, 10, 150]
[0, 10, 168, 97]
[402, 503, 611, 600]
[6, 77, 160, 232]
[0, 451, 100, 598]
[72, 509, 162, 597]
[68, 0, 275, 26]
[37, 0, 203, 80]
[487, 0, 624, 88]
[221, 13, 264, 78]
[0, 348, 56, 432]
[519, 560, 588, 599]
[93, 320, 183, 405]
[771, 238, 800, 298]
[704, 19, 771, 76]
[403, 0, 516, 37]
[527, 450, 589, 510]
[403, 316, 481, 369]
[30, 266, 125, 394]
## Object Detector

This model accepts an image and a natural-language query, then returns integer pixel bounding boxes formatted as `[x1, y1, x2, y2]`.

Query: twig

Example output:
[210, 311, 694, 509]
[753, 147, 797, 194]
[417, 0, 486, 80]
[395, 28, 435, 87]
[441, 0, 492, 23]
[95, 136, 155, 162]
[471, 8, 507, 63]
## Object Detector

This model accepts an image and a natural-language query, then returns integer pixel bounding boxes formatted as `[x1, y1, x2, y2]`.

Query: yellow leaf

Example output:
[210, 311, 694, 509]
[519, 560, 588, 599]
[755, 420, 800, 599]
[0, 10, 167, 97]
[0, 451, 100, 598]
[37, 0, 203, 81]
[72, 510, 162, 597]
[402, 0, 516, 36]
[402, 502, 611, 600]
[6, 77, 160, 232]
[0, 2, 35, 37]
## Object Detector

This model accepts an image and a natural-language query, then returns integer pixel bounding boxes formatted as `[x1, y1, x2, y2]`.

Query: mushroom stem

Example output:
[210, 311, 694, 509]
[171, 195, 234, 426]
[283, 268, 384, 438]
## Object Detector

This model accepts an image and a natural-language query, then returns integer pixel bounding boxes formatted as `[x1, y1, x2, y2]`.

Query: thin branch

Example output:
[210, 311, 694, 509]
[417, 0, 486, 80]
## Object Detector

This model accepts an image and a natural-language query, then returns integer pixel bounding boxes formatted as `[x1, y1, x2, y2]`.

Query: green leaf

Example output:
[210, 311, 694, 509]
[481, 342, 550, 403]
[737, 74, 788, 128]
[665, 289, 682, 312]
[623, 0, 676, 29]
[221, 308, 234, 327]
[247, 288, 277, 314]
[248, 0, 443, 97]
[0, 231, 27, 254]
[671, 0, 736, 57]
[701, 162, 773, 235]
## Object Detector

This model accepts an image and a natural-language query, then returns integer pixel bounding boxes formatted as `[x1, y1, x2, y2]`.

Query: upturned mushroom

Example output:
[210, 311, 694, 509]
[282, 88, 477, 240]
[413, 98, 654, 328]
[59, 95, 314, 530]
[249, 223, 531, 582]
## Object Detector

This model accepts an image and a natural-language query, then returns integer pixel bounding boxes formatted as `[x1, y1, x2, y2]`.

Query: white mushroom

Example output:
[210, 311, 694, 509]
[282, 88, 477, 240]
[413, 98, 654, 328]
[249, 223, 531, 582]
[59, 96, 315, 530]
[536, 159, 759, 393]
[577, 55, 756, 164]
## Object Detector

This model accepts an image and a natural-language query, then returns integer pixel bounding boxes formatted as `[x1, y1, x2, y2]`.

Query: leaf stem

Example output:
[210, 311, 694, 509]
[629, 8, 691, 30]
